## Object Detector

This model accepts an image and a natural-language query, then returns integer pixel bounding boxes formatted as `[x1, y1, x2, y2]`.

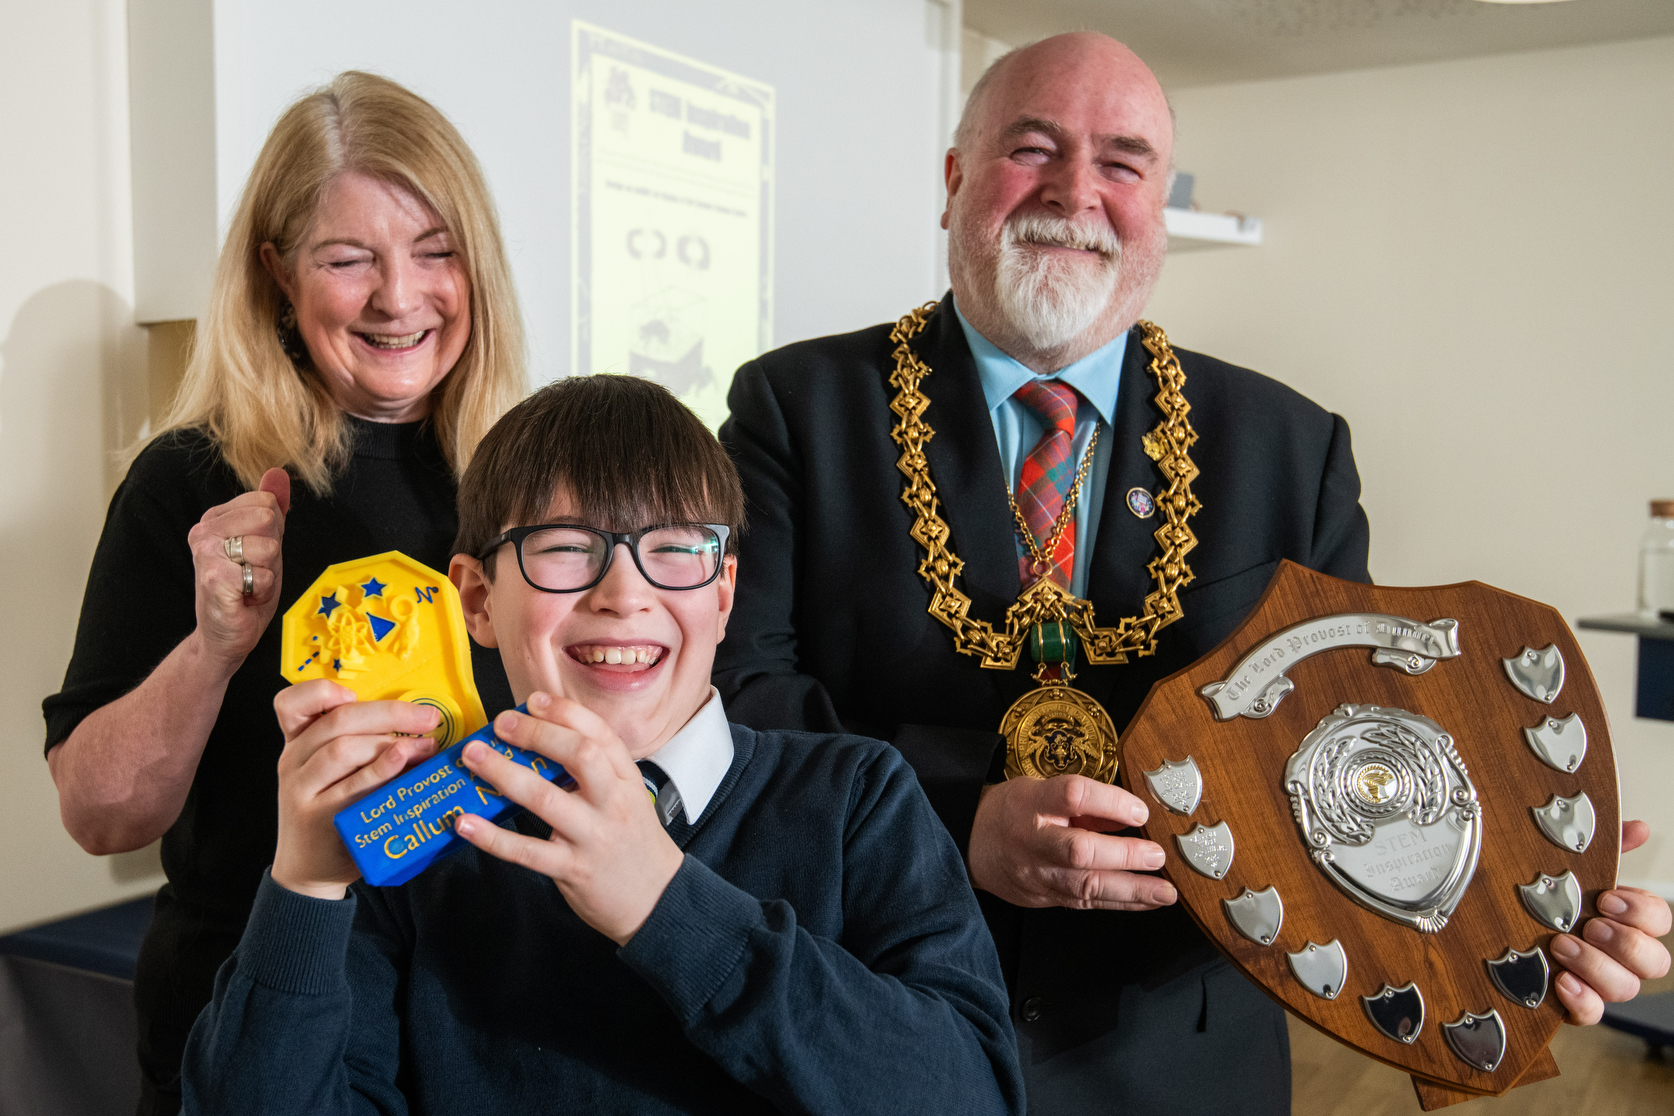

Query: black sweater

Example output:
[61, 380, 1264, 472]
[43, 421, 512, 1097]
[182, 725, 1025, 1116]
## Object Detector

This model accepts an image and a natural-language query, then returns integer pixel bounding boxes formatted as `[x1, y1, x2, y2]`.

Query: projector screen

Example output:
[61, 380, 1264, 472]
[572, 23, 775, 427]
[192, 0, 957, 418]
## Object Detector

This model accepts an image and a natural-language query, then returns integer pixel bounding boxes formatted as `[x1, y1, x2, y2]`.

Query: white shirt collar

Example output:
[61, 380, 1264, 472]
[643, 687, 733, 825]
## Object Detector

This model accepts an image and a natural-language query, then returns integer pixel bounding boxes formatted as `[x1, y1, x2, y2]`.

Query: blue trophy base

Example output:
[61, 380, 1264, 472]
[333, 705, 572, 886]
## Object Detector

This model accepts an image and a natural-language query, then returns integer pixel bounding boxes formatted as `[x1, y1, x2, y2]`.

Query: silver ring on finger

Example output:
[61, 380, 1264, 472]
[224, 535, 245, 563]
[241, 561, 255, 597]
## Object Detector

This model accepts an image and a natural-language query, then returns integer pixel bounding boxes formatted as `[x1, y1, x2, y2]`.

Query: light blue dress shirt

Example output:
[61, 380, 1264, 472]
[952, 300, 1126, 599]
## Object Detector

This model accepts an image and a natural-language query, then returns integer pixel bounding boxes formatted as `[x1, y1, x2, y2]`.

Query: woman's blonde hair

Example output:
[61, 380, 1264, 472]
[152, 71, 526, 493]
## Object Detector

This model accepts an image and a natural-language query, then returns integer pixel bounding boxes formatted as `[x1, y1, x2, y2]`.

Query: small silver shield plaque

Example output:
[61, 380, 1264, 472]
[1176, 821, 1234, 880]
[1443, 1009, 1507, 1072]
[1362, 982, 1425, 1044]
[1285, 704, 1482, 934]
[1143, 756, 1203, 817]
[1486, 946, 1549, 1010]
[1531, 792, 1595, 853]
[1518, 871, 1582, 933]
[1287, 939, 1348, 1000]
[1223, 886, 1284, 946]
[1524, 712, 1586, 773]
[1502, 644, 1564, 704]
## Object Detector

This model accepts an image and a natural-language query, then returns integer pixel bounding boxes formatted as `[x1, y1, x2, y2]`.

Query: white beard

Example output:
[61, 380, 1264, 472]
[993, 212, 1122, 351]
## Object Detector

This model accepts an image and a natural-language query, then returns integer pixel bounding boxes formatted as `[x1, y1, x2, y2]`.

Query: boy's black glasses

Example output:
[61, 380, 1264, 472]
[477, 524, 730, 593]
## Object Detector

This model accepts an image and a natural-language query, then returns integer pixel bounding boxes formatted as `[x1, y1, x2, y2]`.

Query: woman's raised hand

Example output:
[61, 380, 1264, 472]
[186, 467, 291, 672]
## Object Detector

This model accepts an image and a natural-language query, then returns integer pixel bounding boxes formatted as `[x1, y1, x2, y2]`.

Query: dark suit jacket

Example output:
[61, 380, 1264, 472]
[715, 295, 1370, 1112]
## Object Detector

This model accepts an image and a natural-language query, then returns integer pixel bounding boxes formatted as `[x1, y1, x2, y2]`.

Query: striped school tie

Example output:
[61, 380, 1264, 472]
[637, 760, 683, 829]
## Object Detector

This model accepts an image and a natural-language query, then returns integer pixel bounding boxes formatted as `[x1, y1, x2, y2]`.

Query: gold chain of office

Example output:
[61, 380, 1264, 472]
[886, 302, 1203, 674]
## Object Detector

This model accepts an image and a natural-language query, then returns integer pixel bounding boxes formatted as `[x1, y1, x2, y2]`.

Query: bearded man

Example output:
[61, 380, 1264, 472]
[715, 32, 1668, 1112]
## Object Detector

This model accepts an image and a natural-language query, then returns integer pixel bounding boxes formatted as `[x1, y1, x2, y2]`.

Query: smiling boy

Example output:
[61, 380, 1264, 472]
[181, 375, 1023, 1115]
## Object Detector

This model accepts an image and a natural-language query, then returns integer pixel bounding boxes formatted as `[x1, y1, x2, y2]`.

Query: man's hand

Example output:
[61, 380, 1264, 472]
[271, 681, 441, 900]
[1551, 820, 1673, 1024]
[454, 692, 684, 945]
[967, 774, 1177, 910]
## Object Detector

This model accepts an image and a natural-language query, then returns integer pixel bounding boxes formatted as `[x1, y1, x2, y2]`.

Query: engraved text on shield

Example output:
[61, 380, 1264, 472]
[1177, 821, 1235, 880]
[1285, 704, 1483, 933]
[1143, 756, 1203, 816]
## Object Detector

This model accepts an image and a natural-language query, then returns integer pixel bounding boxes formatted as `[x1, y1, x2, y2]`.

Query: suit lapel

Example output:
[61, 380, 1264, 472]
[910, 296, 1022, 616]
[1088, 326, 1168, 614]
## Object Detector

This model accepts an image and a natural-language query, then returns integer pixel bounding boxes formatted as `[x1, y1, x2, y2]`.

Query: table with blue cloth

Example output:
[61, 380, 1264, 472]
[0, 893, 154, 1116]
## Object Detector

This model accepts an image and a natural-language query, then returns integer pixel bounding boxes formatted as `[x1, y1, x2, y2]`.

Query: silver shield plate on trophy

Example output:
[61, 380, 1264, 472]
[1502, 644, 1564, 704]
[1486, 946, 1549, 1010]
[1523, 712, 1586, 773]
[1143, 756, 1203, 816]
[1443, 1010, 1507, 1072]
[1177, 821, 1234, 880]
[1518, 871, 1582, 933]
[1284, 704, 1482, 933]
[1362, 982, 1425, 1044]
[1531, 792, 1596, 853]
[1223, 886, 1284, 946]
[1287, 940, 1348, 1000]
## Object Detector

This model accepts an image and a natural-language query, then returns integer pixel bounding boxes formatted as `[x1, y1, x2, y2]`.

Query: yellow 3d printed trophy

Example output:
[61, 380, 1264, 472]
[281, 552, 487, 743]
[281, 552, 563, 886]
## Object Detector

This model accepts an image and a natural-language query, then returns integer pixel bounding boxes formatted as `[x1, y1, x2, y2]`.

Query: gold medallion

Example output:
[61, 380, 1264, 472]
[884, 302, 1201, 786]
[1000, 678, 1120, 782]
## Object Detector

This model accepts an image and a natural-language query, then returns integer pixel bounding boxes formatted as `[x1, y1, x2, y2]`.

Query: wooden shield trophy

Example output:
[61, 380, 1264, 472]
[1120, 562, 1618, 1109]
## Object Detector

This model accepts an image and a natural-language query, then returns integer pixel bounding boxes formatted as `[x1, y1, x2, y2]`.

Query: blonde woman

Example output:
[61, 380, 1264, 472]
[43, 72, 524, 1116]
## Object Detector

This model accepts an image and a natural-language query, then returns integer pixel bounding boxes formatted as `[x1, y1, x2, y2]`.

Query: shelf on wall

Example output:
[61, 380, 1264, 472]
[1577, 613, 1674, 641]
[1576, 614, 1674, 722]
[1165, 207, 1263, 252]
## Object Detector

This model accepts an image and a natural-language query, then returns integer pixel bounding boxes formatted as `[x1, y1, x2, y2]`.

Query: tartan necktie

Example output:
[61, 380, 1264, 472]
[1012, 378, 1082, 588]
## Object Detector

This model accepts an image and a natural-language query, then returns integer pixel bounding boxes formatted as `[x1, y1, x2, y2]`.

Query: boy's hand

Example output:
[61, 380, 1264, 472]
[454, 692, 684, 945]
[271, 681, 440, 900]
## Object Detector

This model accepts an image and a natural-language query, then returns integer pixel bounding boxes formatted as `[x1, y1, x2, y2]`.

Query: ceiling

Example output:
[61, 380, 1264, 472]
[962, 0, 1674, 88]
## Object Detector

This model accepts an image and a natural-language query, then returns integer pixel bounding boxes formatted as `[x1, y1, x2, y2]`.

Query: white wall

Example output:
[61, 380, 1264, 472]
[0, 0, 161, 933]
[1145, 35, 1674, 893]
[962, 26, 1012, 94]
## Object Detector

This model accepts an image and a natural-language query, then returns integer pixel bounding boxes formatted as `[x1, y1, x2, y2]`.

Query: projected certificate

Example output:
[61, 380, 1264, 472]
[572, 21, 774, 430]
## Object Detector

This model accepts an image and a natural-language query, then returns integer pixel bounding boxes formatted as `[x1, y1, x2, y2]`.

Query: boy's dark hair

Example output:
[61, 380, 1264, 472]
[454, 374, 745, 575]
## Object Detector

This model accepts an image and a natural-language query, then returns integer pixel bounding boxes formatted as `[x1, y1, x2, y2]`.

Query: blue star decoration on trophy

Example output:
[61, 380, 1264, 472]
[360, 577, 387, 598]
[318, 592, 342, 619]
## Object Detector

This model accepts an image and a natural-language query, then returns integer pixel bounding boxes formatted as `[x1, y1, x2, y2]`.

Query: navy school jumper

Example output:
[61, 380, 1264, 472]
[182, 723, 1025, 1116]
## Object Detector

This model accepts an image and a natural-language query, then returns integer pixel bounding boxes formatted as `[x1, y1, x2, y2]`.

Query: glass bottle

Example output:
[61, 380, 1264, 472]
[1636, 500, 1674, 619]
